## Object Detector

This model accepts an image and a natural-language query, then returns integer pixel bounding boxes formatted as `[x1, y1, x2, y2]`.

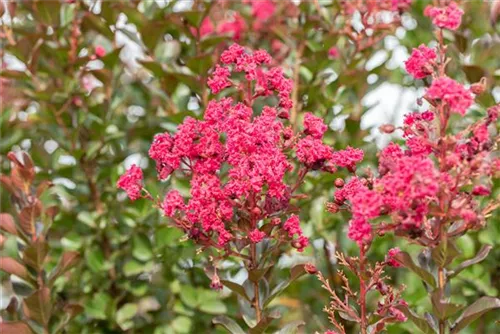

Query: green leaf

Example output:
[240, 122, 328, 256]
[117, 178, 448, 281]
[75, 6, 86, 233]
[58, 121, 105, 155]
[84, 292, 112, 320]
[462, 65, 485, 83]
[431, 240, 460, 267]
[431, 290, 464, 320]
[0, 322, 33, 334]
[264, 264, 307, 307]
[22, 288, 52, 326]
[172, 316, 192, 333]
[220, 280, 251, 302]
[199, 299, 227, 315]
[394, 252, 436, 287]
[34, 1, 61, 26]
[85, 247, 106, 273]
[123, 259, 154, 276]
[398, 306, 438, 334]
[179, 285, 199, 308]
[23, 240, 49, 271]
[213, 315, 246, 334]
[274, 320, 305, 334]
[116, 303, 138, 324]
[49, 251, 80, 283]
[249, 266, 272, 283]
[0, 213, 18, 236]
[450, 297, 500, 333]
[449, 245, 492, 278]
[249, 310, 281, 334]
[0, 257, 34, 284]
[132, 234, 153, 261]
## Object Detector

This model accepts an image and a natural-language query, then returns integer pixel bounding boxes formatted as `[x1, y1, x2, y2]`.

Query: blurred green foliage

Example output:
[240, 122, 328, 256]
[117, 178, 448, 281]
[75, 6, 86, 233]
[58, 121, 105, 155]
[1, 0, 499, 333]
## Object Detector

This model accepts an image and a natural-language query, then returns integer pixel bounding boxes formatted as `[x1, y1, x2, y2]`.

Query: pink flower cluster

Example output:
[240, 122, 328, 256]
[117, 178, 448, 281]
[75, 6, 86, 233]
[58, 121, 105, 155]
[404, 44, 436, 79]
[116, 164, 143, 201]
[214, 44, 293, 111]
[251, 0, 276, 31]
[119, 45, 358, 253]
[424, 1, 464, 31]
[426, 77, 473, 116]
[334, 138, 441, 246]
[194, 14, 246, 40]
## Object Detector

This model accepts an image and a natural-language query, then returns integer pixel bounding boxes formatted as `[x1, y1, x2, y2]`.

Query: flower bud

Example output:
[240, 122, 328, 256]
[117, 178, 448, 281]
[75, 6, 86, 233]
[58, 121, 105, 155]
[278, 110, 290, 119]
[379, 124, 395, 134]
[251, 206, 262, 217]
[334, 178, 345, 188]
[304, 263, 318, 274]
[326, 202, 339, 213]
[470, 77, 487, 95]
[210, 273, 223, 291]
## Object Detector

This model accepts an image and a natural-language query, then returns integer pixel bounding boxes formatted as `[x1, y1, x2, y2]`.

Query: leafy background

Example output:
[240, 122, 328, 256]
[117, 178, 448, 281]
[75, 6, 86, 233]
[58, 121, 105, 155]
[1, 0, 499, 333]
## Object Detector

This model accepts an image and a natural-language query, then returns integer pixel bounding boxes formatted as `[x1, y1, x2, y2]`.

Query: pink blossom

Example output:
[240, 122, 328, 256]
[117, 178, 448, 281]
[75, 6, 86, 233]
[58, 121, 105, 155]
[426, 77, 473, 116]
[249, 228, 266, 243]
[149, 132, 180, 180]
[296, 136, 333, 168]
[347, 217, 372, 246]
[406, 136, 432, 156]
[389, 306, 407, 322]
[328, 47, 339, 59]
[293, 235, 309, 252]
[386, 247, 402, 267]
[303, 112, 327, 139]
[193, 17, 214, 38]
[350, 188, 383, 219]
[217, 13, 246, 40]
[163, 190, 185, 217]
[208, 65, 231, 94]
[251, 0, 275, 21]
[334, 177, 365, 204]
[95, 45, 106, 58]
[283, 215, 302, 238]
[472, 185, 490, 196]
[472, 124, 490, 144]
[487, 105, 499, 123]
[460, 209, 477, 222]
[424, 1, 464, 31]
[117, 164, 143, 201]
[404, 44, 436, 79]
[220, 44, 246, 64]
[331, 147, 364, 170]
[253, 50, 272, 64]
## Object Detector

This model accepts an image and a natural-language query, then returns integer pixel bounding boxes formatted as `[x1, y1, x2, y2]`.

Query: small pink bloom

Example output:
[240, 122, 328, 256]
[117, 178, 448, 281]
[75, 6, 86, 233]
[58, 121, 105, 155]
[331, 146, 364, 170]
[404, 44, 436, 79]
[386, 247, 402, 267]
[328, 47, 339, 59]
[472, 185, 490, 196]
[426, 77, 473, 116]
[95, 45, 106, 58]
[303, 112, 327, 139]
[193, 17, 214, 38]
[208, 65, 231, 94]
[210, 272, 223, 290]
[389, 306, 407, 322]
[217, 13, 246, 40]
[347, 217, 372, 246]
[249, 228, 266, 243]
[162, 190, 185, 217]
[251, 0, 275, 21]
[117, 164, 143, 201]
[424, 1, 464, 30]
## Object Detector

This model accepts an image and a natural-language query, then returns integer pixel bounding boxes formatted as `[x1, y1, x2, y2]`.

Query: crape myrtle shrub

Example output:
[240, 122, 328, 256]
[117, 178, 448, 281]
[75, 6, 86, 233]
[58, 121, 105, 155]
[0, 0, 499, 333]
